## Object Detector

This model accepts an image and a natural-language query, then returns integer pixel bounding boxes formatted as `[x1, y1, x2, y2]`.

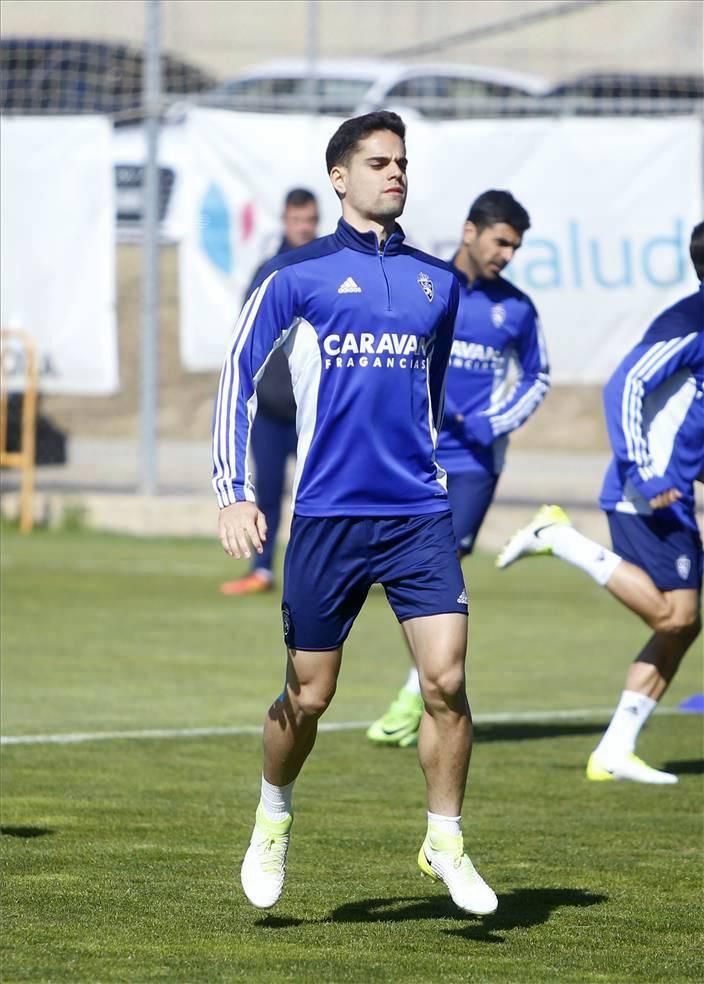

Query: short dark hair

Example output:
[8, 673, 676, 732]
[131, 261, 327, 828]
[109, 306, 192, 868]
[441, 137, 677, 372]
[284, 188, 317, 210]
[325, 111, 406, 173]
[467, 190, 530, 235]
[689, 220, 704, 280]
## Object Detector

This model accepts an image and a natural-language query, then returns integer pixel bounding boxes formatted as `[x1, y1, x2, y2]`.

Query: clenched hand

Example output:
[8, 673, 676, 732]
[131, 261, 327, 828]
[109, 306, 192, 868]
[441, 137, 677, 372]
[649, 488, 682, 510]
[219, 502, 268, 559]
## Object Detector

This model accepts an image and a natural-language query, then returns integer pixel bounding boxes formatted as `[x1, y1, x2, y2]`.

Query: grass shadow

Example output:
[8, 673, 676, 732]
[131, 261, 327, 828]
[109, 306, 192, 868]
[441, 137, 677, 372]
[256, 887, 608, 944]
[445, 887, 608, 943]
[474, 721, 605, 744]
[330, 895, 462, 924]
[0, 826, 55, 838]
[257, 914, 306, 928]
[662, 759, 704, 775]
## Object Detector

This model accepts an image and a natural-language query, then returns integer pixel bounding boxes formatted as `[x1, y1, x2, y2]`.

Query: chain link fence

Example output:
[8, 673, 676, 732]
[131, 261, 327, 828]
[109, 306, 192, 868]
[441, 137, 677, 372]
[2, 35, 703, 120]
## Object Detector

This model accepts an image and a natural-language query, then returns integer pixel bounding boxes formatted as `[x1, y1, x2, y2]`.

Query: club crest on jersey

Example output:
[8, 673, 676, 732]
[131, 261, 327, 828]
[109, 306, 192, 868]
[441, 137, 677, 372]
[676, 555, 691, 580]
[417, 272, 434, 302]
[491, 304, 506, 328]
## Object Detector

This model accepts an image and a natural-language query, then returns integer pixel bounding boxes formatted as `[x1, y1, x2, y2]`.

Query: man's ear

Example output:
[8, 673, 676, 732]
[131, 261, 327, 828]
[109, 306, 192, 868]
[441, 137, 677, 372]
[329, 165, 347, 199]
[463, 220, 478, 247]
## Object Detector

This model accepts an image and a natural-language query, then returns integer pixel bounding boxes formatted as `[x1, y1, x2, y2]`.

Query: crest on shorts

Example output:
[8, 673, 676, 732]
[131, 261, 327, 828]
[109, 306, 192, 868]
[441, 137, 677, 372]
[491, 304, 506, 328]
[676, 555, 691, 580]
[281, 603, 292, 641]
[417, 272, 434, 302]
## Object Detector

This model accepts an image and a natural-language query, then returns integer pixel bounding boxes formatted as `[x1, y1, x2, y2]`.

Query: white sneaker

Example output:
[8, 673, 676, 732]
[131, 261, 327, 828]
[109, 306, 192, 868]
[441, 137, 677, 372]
[240, 805, 293, 909]
[418, 827, 498, 915]
[496, 504, 570, 569]
[587, 751, 678, 785]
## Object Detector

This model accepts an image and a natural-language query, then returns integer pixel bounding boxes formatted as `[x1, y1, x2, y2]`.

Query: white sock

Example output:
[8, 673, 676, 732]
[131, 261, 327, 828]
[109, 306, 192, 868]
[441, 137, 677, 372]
[595, 690, 657, 760]
[542, 526, 622, 586]
[260, 776, 294, 821]
[427, 811, 462, 837]
[404, 667, 421, 695]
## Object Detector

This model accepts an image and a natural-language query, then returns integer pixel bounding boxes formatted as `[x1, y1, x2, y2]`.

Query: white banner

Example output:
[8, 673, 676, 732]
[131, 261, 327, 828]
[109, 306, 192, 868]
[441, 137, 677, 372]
[1, 117, 118, 394]
[179, 111, 702, 382]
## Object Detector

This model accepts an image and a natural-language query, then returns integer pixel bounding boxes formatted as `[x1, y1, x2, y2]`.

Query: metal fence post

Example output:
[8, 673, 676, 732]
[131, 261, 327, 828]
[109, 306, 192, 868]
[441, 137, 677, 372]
[140, 0, 162, 494]
[305, 0, 319, 115]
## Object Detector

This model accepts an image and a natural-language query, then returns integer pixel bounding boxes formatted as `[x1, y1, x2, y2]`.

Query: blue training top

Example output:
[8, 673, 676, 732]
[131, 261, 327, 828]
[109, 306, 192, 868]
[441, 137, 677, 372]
[437, 275, 550, 476]
[600, 282, 704, 532]
[212, 218, 461, 517]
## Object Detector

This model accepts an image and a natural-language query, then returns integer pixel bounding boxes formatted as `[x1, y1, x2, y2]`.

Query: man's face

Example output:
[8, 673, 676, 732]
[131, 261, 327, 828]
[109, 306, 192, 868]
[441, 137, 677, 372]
[283, 201, 319, 248]
[464, 221, 523, 279]
[330, 129, 408, 223]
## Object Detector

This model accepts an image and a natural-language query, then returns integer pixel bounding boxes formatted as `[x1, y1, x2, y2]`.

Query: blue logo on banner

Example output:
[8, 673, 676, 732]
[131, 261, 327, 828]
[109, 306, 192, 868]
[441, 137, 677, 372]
[200, 183, 232, 274]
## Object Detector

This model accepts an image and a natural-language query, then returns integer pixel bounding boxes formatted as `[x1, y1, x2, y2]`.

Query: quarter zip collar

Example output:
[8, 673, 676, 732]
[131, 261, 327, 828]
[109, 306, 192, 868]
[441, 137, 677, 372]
[334, 217, 405, 256]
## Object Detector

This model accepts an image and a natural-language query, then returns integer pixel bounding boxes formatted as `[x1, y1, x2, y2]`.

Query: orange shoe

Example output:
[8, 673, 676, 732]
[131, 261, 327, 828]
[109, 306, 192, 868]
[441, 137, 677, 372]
[220, 572, 274, 596]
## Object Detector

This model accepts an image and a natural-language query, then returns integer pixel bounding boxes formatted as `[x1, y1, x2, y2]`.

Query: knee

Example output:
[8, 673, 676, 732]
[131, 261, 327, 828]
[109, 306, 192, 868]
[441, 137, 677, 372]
[651, 606, 701, 637]
[290, 680, 336, 720]
[682, 612, 702, 640]
[420, 663, 466, 710]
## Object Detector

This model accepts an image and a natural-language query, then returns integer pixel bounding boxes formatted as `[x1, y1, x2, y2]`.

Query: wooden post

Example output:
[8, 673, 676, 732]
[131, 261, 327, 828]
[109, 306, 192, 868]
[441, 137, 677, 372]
[0, 330, 38, 533]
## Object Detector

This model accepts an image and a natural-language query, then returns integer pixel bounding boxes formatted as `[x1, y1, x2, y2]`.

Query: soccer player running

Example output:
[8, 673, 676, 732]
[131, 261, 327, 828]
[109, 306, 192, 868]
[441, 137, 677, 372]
[220, 188, 319, 597]
[368, 190, 550, 748]
[496, 220, 704, 785]
[213, 111, 497, 915]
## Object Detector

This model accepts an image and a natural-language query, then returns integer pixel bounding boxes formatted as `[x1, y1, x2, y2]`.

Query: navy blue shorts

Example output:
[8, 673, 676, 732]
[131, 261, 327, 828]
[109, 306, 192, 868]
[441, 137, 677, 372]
[607, 510, 703, 592]
[281, 512, 469, 650]
[446, 469, 498, 556]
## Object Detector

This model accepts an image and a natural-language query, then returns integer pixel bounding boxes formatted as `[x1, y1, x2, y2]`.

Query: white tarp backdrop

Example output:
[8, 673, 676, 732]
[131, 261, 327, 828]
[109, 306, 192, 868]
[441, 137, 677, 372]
[179, 110, 702, 383]
[1, 117, 118, 394]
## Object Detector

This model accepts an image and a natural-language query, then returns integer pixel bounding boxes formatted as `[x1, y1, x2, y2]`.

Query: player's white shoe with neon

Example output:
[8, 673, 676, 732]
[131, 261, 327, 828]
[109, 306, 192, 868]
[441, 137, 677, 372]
[586, 751, 678, 785]
[496, 504, 571, 569]
[418, 827, 498, 916]
[241, 805, 293, 908]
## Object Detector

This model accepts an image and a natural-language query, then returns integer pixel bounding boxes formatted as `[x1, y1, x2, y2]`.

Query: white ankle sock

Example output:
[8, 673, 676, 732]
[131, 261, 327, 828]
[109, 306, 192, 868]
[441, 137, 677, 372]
[427, 811, 462, 837]
[404, 667, 421, 695]
[595, 690, 657, 760]
[260, 776, 294, 821]
[542, 526, 622, 586]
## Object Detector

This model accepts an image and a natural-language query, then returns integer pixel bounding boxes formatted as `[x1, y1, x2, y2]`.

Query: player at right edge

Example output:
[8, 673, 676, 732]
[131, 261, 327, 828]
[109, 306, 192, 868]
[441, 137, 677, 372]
[497, 220, 704, 785]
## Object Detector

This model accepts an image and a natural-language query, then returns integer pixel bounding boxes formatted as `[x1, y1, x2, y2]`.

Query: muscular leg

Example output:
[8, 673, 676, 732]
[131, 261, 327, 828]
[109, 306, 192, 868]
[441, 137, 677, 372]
[609, 582, 701, 698]
[263, 645, 342, 785]
[606, 563, 699, 630]
[590, 588, 700, 781]
[498, 508, 702, 781]
[403, 611, 497, 914]
[241, 645, 341, 909]
[368, 473, 496, 748]
[601, 563, 701, 694]
[402, 613, 471, 815]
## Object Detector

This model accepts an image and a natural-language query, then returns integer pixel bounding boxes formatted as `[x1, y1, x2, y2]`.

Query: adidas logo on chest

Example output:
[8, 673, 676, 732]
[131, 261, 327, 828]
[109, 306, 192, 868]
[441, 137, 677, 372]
[337, 277, 362, 294]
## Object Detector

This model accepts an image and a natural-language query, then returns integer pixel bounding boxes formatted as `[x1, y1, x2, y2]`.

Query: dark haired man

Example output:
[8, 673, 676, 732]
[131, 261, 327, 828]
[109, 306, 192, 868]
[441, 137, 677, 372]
[497, 220, 704, 784]
[213, 111, 497, 915]
[220, 188, 319, 596]
[368, 190, 550, 748]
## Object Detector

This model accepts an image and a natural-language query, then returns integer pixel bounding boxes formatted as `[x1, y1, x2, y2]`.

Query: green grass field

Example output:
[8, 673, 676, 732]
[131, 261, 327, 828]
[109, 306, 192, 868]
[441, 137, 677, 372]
[1, 524, 702, 983]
